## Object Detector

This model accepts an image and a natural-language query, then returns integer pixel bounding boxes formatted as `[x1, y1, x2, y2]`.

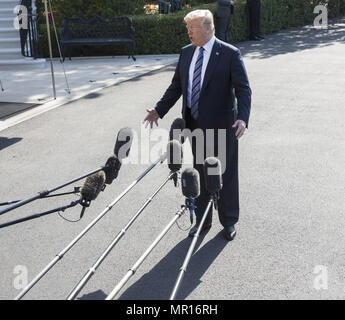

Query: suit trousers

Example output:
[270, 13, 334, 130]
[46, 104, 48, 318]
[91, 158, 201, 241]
[216, 14, 232, 43]
[247, 0, 261, 37]
[185, 107, 240, 227]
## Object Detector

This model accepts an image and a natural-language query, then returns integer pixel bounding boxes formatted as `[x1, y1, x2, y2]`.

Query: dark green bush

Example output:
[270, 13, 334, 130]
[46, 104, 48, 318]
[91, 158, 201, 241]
[38, 0, 345, 58]
[36, 0, 146, 25]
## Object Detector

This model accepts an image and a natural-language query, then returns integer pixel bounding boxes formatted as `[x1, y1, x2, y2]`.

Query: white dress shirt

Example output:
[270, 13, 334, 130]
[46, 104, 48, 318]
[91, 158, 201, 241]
[187, 35, 216, 109]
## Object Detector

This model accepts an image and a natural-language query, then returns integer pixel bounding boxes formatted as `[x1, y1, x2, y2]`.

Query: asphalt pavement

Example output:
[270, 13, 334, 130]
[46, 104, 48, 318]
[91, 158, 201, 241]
[0, 17, 344, 300]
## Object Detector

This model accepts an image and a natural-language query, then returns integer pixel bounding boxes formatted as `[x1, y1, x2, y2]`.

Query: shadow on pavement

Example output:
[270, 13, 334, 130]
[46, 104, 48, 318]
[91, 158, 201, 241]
[78, 289, 107, 300]
[0, 102, 39, 120]
[237, 17, 345, 59]
[115, 230, 229, 300]
[122, 65, 177, 84]
[0, 137, 22, 151]
[83, 92, 103, 100]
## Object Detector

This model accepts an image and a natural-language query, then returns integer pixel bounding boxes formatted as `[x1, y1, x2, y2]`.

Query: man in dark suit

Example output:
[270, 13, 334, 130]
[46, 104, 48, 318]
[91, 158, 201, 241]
[216, 0, 236, 43]
[247, 0, 264, 40]
[143, 9, 251, 241]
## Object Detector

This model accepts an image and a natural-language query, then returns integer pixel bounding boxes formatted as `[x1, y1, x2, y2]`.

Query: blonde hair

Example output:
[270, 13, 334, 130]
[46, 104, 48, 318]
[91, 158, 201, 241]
[184, 9, 215, 33]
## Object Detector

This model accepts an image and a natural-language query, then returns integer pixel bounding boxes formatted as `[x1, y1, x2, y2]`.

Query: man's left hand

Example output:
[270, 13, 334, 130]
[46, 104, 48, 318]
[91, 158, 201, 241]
[232, 120, 246, 139]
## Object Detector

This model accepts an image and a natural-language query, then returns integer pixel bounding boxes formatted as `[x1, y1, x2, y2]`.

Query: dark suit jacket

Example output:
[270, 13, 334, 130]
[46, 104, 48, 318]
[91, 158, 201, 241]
[155, 38, 251, 130]
[217, 0, 234, 17]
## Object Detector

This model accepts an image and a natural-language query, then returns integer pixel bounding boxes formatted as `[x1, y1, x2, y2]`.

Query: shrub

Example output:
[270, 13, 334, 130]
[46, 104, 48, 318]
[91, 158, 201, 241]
[36, 0, 146, 26]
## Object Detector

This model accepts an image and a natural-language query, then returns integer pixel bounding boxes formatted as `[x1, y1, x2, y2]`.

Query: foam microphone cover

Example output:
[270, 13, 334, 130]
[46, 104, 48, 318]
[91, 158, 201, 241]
[103, 155, 121, 184]
[114, 127, 133, 160]
[81, 171, 106, 201]
[167, 139, 183, 172]
[169, 118, 186, 144]
[204, 157, 223, 194]
[181, 168, 200, 199]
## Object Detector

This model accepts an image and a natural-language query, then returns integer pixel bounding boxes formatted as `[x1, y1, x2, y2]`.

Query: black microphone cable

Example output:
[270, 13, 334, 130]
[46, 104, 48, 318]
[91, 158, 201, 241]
[0, 200, 81, 229]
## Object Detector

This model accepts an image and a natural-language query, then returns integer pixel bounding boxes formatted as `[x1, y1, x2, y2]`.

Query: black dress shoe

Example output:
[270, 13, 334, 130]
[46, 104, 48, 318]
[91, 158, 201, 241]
[257, 35, 265, 39]
[188, 222, 212, 238]
[223, 225, 236, 241]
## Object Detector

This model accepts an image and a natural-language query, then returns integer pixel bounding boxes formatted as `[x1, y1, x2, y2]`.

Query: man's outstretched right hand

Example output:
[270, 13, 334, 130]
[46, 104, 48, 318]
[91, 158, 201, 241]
[142, 108, 160, 129]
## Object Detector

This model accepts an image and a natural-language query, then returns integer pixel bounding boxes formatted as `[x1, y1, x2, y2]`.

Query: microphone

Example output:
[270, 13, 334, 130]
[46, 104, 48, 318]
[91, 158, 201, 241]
[169, 118, 186, 144]
[167, 140, 183, 173]
[114, 127, 134, 160]
[204, 157, 223, 194]
[103, 156, 121, 185]
[204, 157, 222, 210]
[181, 168, 200, 224]
[80, 171, 106, 218]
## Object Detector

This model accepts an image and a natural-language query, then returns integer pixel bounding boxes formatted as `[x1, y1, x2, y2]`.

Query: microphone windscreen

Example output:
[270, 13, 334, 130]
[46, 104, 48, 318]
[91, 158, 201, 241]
[181, 168, 200, 198]
[81, 171, 106, 201]
[203, 157, 223, 194]
[167, 140, 183, 172]
[114, 127, 133, 160]
[169, 118, 186, 143]
[103, 156, 121, 184]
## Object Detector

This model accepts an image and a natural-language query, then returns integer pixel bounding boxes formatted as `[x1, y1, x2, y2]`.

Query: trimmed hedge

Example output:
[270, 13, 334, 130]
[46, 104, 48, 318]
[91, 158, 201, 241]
[38, 0, 345, 58]
[36, 0, 146, 23]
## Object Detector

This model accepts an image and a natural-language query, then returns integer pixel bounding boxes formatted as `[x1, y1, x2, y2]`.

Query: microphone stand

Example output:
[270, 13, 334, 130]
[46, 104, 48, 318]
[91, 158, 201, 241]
[0, 167, 106, 216]
[169, 195, 215, 300]
[0, 187, 81, 206]
[106, 206, 188, 300]
[43, 0, 56, 99]
[0, 200, 80, 229]
[15, 153, 166, 300]
[67, 170, 177, 300]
